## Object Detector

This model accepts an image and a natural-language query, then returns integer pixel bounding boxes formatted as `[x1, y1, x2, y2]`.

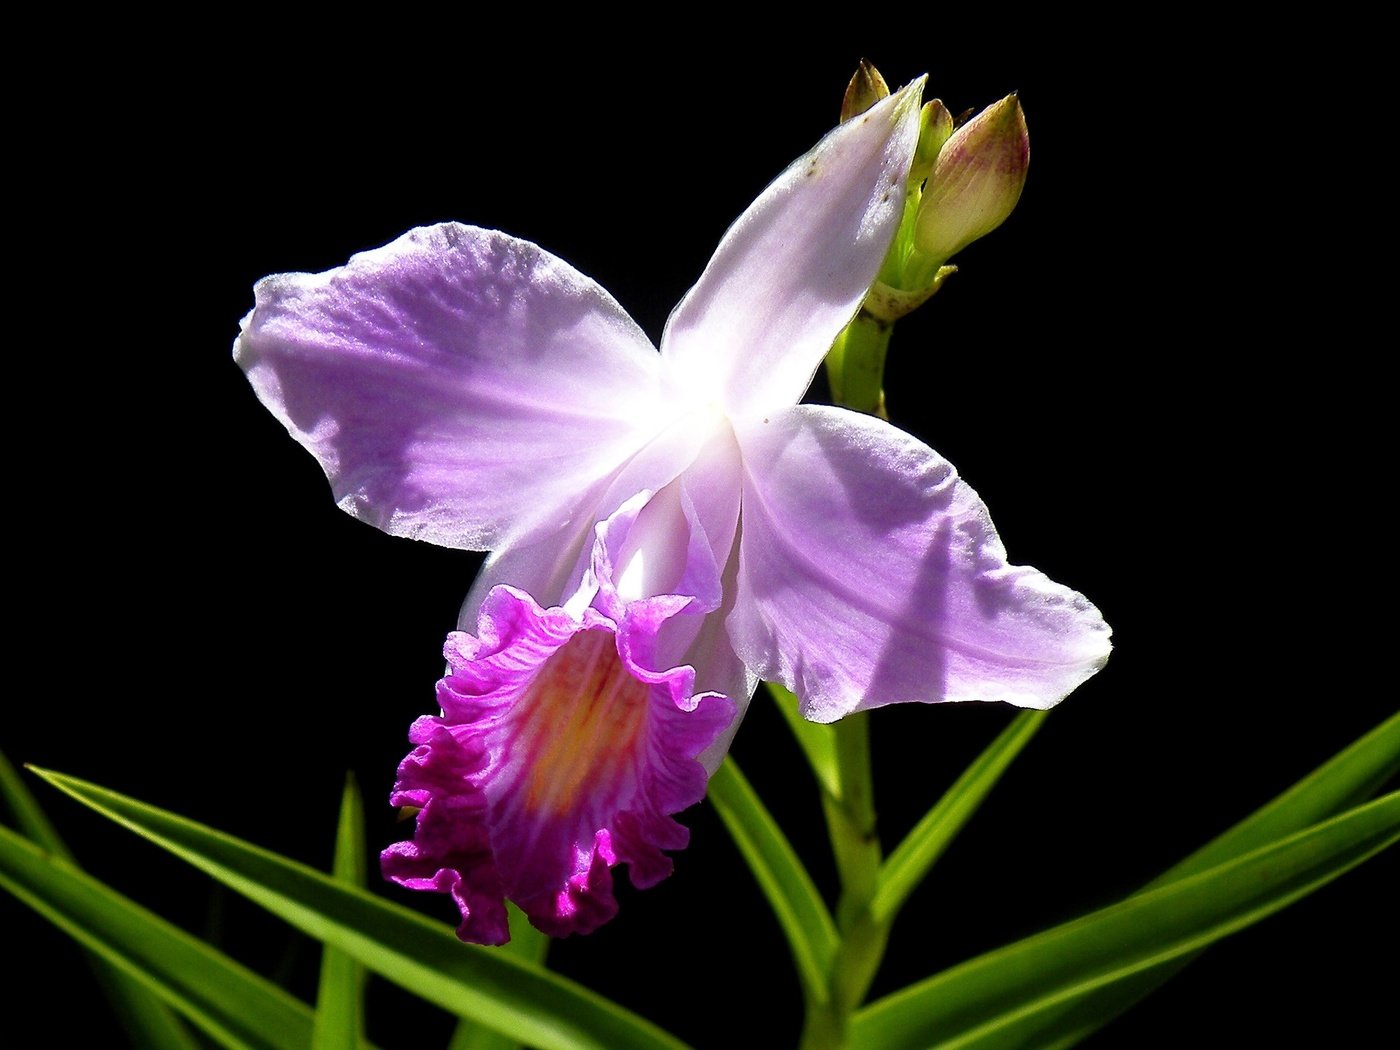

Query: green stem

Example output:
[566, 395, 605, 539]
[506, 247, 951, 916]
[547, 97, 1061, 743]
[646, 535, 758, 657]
[825, 312, 892, 420]
[824, 326, 849, 405]
[797, 287, 903, 1048]
[799, 1002, 845, 1050]
[796, 716, 891, 1050]
[829, 713, 887, 1003]
[827, 714, 879, 913]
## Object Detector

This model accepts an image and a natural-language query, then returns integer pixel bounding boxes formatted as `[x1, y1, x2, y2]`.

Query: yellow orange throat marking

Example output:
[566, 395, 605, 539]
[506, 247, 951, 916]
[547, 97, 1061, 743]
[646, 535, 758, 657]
[516, 628, 650, 817]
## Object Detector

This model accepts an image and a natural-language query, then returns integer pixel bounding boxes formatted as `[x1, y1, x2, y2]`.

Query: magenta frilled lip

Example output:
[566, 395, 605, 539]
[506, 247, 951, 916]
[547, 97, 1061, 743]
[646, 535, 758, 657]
[233, 80, 1111, 943]
[382, 584, 733, 944]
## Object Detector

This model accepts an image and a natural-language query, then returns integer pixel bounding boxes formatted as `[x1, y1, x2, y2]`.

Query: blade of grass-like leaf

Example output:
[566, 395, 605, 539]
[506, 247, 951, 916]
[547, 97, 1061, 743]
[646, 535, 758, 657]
[30, 767, 689, 1050]
[872, 711, 1045, 925]
[0, 751, 201, 1050]
[1, 748, 67, 850]
[0, 825, 319, 1050]
[313, 774, 368, 1050]
[447, 901, 552, 1050]
[909, 709, 1400, 1050]
[501, 900, 550, 966]
[1151, 709, 1400, 886]
[768, 682, 841, 799]
[852, 792, 1400, 1050]
[708, 756, 839, 1004]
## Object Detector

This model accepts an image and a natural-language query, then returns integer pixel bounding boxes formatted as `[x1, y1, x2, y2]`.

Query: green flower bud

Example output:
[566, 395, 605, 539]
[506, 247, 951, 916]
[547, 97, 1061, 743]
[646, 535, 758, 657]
[913, 93, 1028, 267]
[908, 99, 953, 185]
[840, 60, 890, 123]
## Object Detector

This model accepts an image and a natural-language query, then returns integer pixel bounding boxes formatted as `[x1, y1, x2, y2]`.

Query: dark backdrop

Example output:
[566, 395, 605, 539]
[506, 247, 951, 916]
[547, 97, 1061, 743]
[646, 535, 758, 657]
[6, 28, 1393, 1049]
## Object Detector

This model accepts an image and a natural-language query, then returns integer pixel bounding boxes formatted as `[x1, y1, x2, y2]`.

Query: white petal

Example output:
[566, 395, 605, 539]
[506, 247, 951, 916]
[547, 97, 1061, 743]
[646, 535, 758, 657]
[236, 223, 666, 550]
[729, 406, 1111, 722]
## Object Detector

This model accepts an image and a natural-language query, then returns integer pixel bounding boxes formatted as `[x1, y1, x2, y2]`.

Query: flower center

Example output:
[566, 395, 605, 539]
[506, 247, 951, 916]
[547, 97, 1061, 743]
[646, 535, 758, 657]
[514, 627, 649, 817]
[614, 482, 689, 603]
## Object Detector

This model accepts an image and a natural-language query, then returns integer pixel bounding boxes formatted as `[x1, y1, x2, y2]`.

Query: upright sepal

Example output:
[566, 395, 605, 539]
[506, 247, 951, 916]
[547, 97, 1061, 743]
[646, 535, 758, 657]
[660, 80, 925, 418]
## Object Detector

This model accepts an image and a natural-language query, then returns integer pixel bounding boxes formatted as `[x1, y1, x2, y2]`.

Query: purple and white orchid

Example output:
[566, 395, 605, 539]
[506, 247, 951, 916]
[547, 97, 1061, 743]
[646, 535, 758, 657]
[234, 80, 1110, 944]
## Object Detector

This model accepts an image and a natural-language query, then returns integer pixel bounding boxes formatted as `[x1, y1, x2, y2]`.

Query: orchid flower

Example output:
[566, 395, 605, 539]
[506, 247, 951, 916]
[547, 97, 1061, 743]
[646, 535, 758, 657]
[233, 80, 1110, 944]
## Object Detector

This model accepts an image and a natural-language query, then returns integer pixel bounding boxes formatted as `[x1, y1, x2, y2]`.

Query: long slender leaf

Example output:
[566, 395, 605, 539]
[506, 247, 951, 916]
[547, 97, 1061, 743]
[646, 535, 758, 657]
[447, 902, 552, 1050]
[707, 756, 839, 1004]
[768, 682, 841, 799]
[313, 774, 368, 1050]
[0, 824, 319, 1050]
[30, 767, 689, 1050]
[872, 711, 1045, 924]
[852, 792, 1400, 1050]
[1151, 709, 1400, 886]
[0, 751, 201, 1050]
[913, 709, 1400, 1049]
[1, 749, 67, 851]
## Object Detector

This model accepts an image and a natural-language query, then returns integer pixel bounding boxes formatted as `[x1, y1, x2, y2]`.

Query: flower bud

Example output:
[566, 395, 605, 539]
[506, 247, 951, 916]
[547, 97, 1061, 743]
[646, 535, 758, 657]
[841, 60, 890, 123]
[913, 93, 1028, 266]
[908, 99, 954, 185]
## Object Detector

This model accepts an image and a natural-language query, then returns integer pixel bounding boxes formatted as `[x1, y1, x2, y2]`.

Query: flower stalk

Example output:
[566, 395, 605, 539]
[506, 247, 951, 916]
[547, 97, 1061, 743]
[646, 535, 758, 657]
[825, 315, 892, 419]
[826, 712, 889, 1004]
[803, 66, 1040, 1046]
[799, 709, 889, 1050]
[801, 309, 894, 1049]
[796, 712, 895, 1050]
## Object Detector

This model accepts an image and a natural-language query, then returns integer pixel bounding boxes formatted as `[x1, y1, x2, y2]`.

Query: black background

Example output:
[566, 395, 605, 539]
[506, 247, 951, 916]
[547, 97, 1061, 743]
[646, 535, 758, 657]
[6, 26, 1394, 1049]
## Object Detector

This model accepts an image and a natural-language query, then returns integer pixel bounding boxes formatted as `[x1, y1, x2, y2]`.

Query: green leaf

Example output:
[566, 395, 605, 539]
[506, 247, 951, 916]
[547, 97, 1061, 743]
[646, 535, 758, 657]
[1, 748, 67, 851]
[447, 902, 552, 1050]
[313, 774, 368, 1050]
[707, 757, 838, 1003]
[1151, 709, 1400, 886]
[768, 682, 841, 799]
[0, 752, 201, 1050]
[872, 711, 1045, 924]
[852, 791, 1400, 1050]
[30, 767, 689, 1050]
[0, 824, 320, 1050]
[924, 708, 1400, 1049]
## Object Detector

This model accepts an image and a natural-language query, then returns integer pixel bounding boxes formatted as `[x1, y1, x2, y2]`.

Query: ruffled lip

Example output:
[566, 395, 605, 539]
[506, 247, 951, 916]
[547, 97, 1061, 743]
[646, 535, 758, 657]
[381, 585, 734, 944]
